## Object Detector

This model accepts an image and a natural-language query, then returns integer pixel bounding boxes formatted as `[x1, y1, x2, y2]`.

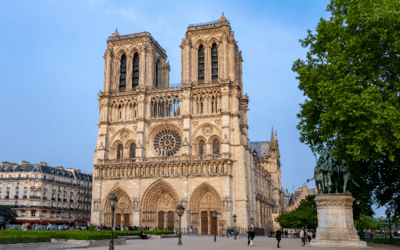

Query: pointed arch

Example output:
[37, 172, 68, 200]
[189, 182, 222, 213]
[102, 186, 133, 227]
[141, 179, 180, 212]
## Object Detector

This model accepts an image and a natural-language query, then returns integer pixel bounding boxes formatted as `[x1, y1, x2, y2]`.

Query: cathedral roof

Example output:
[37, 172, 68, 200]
[250, 141, 271, 157]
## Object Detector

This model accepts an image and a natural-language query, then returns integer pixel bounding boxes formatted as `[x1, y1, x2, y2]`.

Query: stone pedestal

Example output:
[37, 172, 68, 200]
[311, 193, 368, 248]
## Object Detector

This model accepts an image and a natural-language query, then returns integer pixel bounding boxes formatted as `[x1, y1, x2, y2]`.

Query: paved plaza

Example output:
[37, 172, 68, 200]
[0, 235, 398, 250]
[70, 235, 396, 250]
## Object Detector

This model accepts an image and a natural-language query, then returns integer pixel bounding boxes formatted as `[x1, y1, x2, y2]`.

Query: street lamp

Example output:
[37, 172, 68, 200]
[109, 194, 118, 250]
[233, 214, 237, 240]
[212, 211, 218, 242]
[359, 215, 364, 241]
[387, 211, 394, 245]
[176, 204, 185, 246]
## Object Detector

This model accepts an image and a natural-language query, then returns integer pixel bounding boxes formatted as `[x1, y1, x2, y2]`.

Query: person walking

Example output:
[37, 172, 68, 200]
[306, 228, 311, 243]
[246, 228, 255, 246]
[300, 227, 307, 247]
[226, 228, 230, 238]
[276, 228, 282, 248]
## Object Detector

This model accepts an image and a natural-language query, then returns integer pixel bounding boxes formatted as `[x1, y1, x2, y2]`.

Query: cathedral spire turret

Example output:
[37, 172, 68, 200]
[275, 130, 278, 141]
[220, 12, 227, 22]
[271, 127, 275, 142]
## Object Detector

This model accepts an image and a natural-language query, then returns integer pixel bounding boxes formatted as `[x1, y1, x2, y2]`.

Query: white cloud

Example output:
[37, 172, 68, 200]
[87, 0, 105, 10]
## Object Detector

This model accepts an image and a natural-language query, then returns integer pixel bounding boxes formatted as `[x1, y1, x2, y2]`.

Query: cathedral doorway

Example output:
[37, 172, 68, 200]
[189, 182, 222, 235]
[201, 211, 208, 234]
[158, 211, 164, 229]
[141, 180, 180, 229]
[103, 187, 133, 228]
[167, 211, 174, 231]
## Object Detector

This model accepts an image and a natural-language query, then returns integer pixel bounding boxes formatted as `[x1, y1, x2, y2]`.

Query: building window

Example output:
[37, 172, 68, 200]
[119, 54, 127, 92]
[31, 211, 36, 217]
[211, 43, 218, 82]
[117, 144, 123, 159]
[213, 139, 220, 154]
[132, 52, 139, 89]
[198, 45, 205, 83]
[130, 143, 136, 158]
[199, 140, 205, 156]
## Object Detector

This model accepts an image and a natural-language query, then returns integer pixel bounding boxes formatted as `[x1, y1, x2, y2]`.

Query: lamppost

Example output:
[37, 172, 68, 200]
[176, 204, 185, 246]
[219, 220, 226, 237]
[212, 210, 218, 242]
[387, 211, 394, 244]
[233, 214, 237, 240]
[359, 215, 364, 241]
[109, 194, 118, 250]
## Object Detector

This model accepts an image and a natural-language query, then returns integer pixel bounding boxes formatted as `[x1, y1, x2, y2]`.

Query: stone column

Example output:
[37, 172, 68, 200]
[126, 55, 133, 91]
[139, 46, 146, 87]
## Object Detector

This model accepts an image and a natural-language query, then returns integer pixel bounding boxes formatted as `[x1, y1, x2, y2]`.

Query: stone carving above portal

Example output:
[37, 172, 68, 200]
[132, 199, 140, 211]
[201, 125, 213, 136]
[119, 129, 130, 141]
[154, 129, 182, 156]
[110, 127, 116, 134]
[222, 199, 230, 210]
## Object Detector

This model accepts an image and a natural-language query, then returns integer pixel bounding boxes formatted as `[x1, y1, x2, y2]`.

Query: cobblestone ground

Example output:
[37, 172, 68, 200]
[0, 236, 398, 250]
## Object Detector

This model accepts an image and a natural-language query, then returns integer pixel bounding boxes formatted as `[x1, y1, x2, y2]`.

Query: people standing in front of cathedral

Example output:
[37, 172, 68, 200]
[305, 226, 311, 242]
[276, 228, 282, 248]
[226, 228, 230, 238]
[300, 226, 307, 247]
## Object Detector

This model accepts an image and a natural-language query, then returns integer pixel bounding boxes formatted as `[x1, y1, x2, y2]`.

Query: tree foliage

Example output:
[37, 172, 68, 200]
[0, 205, 17, 224]
[276, 195, 318, 229]
[292, 0, 400, 216]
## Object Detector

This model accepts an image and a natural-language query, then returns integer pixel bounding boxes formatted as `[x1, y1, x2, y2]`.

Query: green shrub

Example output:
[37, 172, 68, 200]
[0, 235, 51, 244]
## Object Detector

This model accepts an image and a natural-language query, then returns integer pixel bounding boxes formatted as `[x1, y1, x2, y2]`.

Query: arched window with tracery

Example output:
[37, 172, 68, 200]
[119, 54, 127, 92]
[132, 52, 139, 90]
[211, 43, 218, 82]
[199, 140, 205, 155]
[130, 143, 136, 158]
[212, 139, 220, 154]
[117, 144, 123, 159]
[198, 45, 205, 83]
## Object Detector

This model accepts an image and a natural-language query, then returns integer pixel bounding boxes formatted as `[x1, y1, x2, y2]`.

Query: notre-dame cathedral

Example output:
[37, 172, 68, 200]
[91, 13, 286, 234]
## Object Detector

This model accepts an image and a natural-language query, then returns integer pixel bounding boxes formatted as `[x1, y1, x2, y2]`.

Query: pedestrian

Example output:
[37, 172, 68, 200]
[300, 227, 307, 247]
[285, 230, 288, 238]
[306, 228, 311, 242]
[246, 228, 255, 246]
[276, 228, 282, 248]
[235, 229, 239, 238]
[226, 228, 230, 238]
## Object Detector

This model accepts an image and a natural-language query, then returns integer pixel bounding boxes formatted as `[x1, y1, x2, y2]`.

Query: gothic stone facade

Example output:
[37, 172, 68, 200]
[91, 14, 285, 234]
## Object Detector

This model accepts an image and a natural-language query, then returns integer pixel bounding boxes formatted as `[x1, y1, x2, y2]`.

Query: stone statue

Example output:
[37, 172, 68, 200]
[307, 140, 359, 194]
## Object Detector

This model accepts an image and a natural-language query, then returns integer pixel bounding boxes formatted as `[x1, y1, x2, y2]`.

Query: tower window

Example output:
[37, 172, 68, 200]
[199, 140, 205, 155]
[132, 52, 139, 89]
[119, 54, 127, 92]
[213, 139, 220, 154]
[130, 143, 136, 158]
[198, 45, 205, 83]
[211, 43, 218, 82]
[117, 144, 123, 159]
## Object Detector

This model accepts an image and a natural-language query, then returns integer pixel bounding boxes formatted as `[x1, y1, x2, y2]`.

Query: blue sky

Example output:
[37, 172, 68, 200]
[0, 0, 385, 215]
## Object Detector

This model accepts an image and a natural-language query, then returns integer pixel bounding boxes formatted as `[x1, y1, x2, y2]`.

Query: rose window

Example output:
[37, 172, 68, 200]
[154, 129, 181, 156]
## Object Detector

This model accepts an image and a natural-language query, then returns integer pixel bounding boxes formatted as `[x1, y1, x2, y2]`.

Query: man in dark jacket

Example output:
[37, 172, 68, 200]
[246, 228, 255, 246]
[276, 229, 282, 248]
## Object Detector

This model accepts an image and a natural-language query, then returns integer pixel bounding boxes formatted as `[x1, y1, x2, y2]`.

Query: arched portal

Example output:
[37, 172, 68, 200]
[141, 180, 180, 230]
[189, 182, 222, 235]
[103, 187, 133, 228]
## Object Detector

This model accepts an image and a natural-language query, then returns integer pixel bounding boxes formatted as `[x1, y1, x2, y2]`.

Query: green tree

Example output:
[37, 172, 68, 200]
[276, 195, 318, 229]
[0, 205, 17, 224]
[292, 0, 400, 217]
